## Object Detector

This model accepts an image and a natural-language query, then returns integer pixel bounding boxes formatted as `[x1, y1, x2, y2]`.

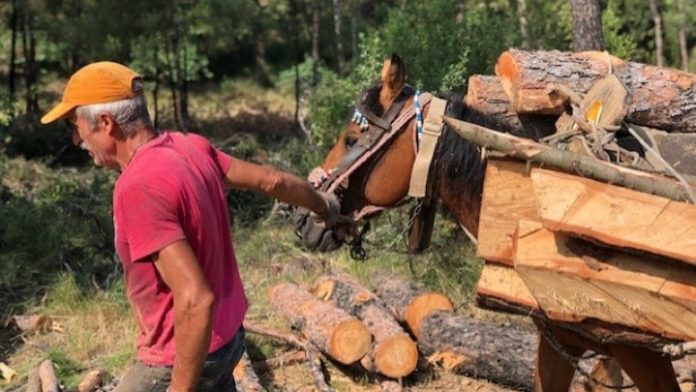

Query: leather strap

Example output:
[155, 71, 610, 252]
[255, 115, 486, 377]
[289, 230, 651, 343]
[408, 97, 447, 198]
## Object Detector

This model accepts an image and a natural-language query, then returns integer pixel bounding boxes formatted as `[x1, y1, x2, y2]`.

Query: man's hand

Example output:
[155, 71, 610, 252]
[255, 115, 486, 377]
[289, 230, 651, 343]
[312, 191, 341, 228]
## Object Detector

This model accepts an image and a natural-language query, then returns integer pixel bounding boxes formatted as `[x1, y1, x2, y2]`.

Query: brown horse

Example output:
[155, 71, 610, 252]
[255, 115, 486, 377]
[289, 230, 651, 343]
[297, 55, 681, 391]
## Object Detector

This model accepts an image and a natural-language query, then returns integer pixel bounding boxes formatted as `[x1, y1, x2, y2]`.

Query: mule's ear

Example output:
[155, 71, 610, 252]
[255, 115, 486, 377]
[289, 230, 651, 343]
[380, 53, 406, 92]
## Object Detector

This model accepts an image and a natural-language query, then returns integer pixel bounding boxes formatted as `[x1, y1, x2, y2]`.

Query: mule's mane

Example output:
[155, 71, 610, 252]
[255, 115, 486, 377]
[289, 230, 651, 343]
[361, 84, 386, 117]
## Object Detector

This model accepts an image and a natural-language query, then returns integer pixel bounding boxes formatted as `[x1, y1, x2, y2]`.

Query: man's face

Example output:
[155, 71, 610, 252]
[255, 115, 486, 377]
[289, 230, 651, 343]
[67, 114, 118, 168]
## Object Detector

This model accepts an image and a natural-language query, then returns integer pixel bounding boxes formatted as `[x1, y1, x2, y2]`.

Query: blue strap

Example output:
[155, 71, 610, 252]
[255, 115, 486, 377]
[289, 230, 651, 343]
[414, 89, 423, 148]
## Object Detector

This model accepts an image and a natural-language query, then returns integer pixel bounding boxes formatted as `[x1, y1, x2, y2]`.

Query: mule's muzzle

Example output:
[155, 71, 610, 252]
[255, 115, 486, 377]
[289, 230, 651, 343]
[294, 207, 348, 252]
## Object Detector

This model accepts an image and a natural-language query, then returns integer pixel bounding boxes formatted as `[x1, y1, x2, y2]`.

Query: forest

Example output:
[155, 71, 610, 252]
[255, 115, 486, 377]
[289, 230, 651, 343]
[1, 0, 696, 391]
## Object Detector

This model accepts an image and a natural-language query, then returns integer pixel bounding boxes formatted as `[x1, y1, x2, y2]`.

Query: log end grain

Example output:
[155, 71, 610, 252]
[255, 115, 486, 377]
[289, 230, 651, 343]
[329, 319, 372, 364]
[404, 293, 454, 338]
[373, 334, 419, 378]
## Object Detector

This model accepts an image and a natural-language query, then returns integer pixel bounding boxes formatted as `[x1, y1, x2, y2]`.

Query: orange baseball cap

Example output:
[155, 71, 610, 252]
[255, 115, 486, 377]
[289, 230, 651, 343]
[41, 61, 143, 124]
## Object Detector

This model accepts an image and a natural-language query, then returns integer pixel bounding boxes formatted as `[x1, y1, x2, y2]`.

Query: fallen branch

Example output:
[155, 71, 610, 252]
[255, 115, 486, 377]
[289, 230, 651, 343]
[243, 320, 306, 350]
[38, 360, 59, 392]
[233, 351, 264, 392]
[443, 117, 696, 203]
[305, 348, 332, 392]
[251, 350, 306, 374]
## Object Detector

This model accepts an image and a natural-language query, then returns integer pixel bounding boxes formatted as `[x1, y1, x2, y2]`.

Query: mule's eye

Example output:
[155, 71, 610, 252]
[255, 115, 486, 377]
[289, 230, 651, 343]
[345, 135, 358, 148]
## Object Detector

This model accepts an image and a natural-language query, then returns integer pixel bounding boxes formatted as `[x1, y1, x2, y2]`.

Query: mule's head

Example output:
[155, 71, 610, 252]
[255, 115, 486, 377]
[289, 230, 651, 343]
[296, 54, 421, 253]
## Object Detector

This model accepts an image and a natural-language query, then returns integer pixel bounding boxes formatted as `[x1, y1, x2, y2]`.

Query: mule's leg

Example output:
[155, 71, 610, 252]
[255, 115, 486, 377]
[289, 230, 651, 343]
[609, 344, 679, 392]
[534, 328, 586, 392]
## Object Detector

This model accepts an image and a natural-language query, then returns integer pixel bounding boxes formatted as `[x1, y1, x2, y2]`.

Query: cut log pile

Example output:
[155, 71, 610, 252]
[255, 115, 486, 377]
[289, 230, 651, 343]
[454, 49, 696, 351]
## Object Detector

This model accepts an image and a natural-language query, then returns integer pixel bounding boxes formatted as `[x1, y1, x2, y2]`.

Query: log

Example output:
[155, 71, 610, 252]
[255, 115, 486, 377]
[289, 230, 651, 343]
[465, 75, 557, 139]
[640, 126, 696, 176]
[374, 275, 454, 338]
[0, 362, 17, 383]
[232, 351, 264, 392]
[76, 369, 106, 392]
[38, 360, 59, 392]
[417, 311, 536, 391]
[25, 367, 41, 392]
[496, 49, 696, 133]
[268, 283, 371, 364]
[442, 117, 696, 202]
[314, 274, 418, 378]
[251, 350, 306, 374]
[530, 167, 696, 266]
[514, 220, 696, 341]
[477, 158, 539, 265]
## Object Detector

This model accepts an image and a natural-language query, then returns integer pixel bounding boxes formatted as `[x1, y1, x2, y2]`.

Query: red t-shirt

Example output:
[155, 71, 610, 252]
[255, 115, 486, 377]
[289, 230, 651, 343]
[113, 131, 248, 366]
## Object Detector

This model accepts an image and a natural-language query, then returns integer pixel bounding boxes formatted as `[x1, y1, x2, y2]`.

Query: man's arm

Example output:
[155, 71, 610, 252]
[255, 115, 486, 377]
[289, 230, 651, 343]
[152, 239, 214, 392]
[224, 156, 329, 215]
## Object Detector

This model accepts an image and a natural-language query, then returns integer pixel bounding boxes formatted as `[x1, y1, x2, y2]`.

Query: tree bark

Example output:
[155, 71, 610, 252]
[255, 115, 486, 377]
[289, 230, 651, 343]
[25, 367, 40, 392]
[76, 369, 105, 392]
[22, 10, 39, 113]
[649, 0, 665, 67]
[465, 75, 556, 140]
[417, 311, 536, 391]
[677, 0, 689, 71]
[332, 0, 345, 75]
[9, 0, 18, 103]
[495, 49, 696, 133]
[374, 275, 454, 339]
[232, 351, 264, 392]
[517, 0, 530, 49]
[268, 283, 371, 364]
[311, 1, 321, 88]
[570, 0, 605, 51]
[314, 274, 418, 378]
[442, 117, 696, 202]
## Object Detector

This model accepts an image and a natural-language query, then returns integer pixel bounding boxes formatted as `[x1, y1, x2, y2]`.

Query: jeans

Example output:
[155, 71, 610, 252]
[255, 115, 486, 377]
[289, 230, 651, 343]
[113, 327, 246, 392]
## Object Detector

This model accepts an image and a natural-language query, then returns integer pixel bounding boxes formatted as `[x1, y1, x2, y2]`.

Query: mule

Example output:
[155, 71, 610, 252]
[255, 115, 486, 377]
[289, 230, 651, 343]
[296, 54, 680, 391]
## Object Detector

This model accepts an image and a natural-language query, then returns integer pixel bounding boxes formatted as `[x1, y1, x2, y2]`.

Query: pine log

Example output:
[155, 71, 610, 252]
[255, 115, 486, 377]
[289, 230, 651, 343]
[76, 369, 105, 392]
[530, 168, 696, 266]
[495, 49, 696, 133]
[268, 283, 371, 364]
[374, 275, 454, 338]
[232, 351, 264, 392]
[514, 220, 696, 341]
[314, 274, 418, 378]
[38, 360, 59, 392]
[465, 75, 557, 139]
[478, 158, 539, 265]
[417, 311, 536, 391]
[25, 367, 41, 392]
[640, 126, 696, 176]
[442, 117, 696, 202]
[251, 350, 305, 374]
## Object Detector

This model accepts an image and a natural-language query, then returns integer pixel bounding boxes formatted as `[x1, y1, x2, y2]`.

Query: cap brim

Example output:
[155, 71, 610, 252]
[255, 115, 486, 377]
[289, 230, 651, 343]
[41, 102, 77, 124]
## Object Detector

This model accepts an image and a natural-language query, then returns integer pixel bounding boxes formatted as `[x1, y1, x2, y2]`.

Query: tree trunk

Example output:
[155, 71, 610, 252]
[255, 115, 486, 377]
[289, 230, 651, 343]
[417, 311, 536, 391]
[570, 0, 605, 51]
[232, 351, 264, 392]
[465, 75, 556, 139]
[677, 0, 689, 71]
[153, 47, 160, 129]
[649, 0, 665, 67]
[350, 0, 358, 60]
[9, 0, 18, 103]
[374, 275, 453, 338]
[314, 274, 418, 378]
[312, 2, 321, 88]
[517, 0, 530, 49]
[268, 283, 371, 364]
[22, 10, 39, 113]
[495, 49, 696, 133]
[332, 0, 344, 75]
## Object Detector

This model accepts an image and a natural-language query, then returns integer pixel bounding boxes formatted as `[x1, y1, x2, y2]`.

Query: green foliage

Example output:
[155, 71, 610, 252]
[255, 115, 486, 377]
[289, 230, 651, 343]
[525, 0, 573, 50]
[603, 0, 638, 59]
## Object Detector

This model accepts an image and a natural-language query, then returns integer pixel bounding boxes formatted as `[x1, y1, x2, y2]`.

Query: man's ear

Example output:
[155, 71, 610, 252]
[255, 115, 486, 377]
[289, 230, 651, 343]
[98, 112, 116, 135]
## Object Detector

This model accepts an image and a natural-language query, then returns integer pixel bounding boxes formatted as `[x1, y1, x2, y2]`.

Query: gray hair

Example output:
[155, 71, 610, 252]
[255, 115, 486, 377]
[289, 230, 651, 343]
[75, 94, 153, 136]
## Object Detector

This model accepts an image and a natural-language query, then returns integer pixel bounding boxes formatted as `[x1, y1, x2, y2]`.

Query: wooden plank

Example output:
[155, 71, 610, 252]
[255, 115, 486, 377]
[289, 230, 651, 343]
[514, 220, 696, 341]
[476, 263, 539, 311]
[477, 158, 539, 265]
[531, 168, 696, 266]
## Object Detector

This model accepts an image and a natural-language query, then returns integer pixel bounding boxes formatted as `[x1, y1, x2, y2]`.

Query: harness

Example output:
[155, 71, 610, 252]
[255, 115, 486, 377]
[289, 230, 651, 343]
[308, 86, 448, 257]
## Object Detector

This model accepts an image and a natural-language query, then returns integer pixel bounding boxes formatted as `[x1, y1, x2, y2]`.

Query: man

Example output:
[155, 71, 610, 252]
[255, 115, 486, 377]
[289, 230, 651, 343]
[41, 61, 339, 392]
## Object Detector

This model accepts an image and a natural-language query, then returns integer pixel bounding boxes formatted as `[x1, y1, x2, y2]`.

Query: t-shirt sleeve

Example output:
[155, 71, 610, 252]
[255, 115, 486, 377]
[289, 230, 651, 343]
[116, 181, 186, 263]
[214, 148, 233, 176]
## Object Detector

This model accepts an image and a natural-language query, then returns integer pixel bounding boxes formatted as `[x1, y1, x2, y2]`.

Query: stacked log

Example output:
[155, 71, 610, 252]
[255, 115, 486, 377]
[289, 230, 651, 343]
[313, 274, 418, 378]
[494, 49, 696, 133]
[232, 351, 264, 392]
[268, 282, 372, 364]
